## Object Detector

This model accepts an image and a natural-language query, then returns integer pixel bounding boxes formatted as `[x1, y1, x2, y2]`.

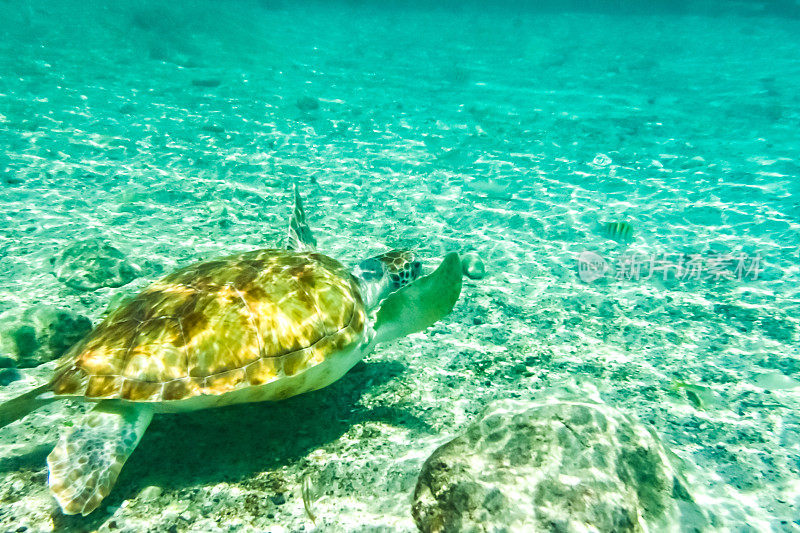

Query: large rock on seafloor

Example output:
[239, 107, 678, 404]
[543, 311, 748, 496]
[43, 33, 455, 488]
[0, 306, 92, 368]
[51, 237, 141, 291]
[412, 399, 707, 533]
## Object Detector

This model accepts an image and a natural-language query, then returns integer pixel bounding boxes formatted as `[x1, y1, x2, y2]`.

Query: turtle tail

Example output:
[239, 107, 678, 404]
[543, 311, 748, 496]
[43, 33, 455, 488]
[0, 384, 53, 429]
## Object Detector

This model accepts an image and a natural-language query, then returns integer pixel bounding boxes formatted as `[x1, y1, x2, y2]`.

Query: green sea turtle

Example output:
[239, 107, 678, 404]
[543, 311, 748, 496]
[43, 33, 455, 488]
[0, 187, 462, 516]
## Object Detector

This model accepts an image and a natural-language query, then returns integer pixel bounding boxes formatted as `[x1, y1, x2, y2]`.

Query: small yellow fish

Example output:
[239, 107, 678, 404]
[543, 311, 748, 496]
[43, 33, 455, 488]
[671, 380, 717, 410]
[602, 221, 634, 242]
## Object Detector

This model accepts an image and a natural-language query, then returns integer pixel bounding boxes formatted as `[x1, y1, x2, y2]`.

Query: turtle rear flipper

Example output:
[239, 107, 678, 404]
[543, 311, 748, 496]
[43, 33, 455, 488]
[373, 252, 462, 345]
[47, 402, 153, 516]
[286, 184, 317, 251]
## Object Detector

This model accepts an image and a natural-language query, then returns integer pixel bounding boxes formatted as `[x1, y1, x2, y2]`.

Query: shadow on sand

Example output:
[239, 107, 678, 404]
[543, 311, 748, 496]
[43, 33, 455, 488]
[50, 358, 431, 530]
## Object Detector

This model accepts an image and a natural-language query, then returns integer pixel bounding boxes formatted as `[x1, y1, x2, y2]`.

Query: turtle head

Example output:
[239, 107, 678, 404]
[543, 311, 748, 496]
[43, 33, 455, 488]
[352, 249, 423, 310]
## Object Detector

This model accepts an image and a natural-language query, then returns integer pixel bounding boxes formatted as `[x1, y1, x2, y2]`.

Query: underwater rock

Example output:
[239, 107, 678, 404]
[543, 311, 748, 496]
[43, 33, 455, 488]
[0, 305, 91, 367]
[51, 237, 141, 291]
[296, 96, 320, 111]
[752, 371, 800, 390]
[412, 399, 707, 533]
[460, 252, 486, 280]
[0, 368, 22, 385]
[1, 172, 24, 185]
[191, 78, 222, 88]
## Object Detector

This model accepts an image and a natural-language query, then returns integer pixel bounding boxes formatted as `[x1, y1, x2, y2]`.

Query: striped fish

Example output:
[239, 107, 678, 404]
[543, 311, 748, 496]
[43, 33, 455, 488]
[602, 221, 634, 242]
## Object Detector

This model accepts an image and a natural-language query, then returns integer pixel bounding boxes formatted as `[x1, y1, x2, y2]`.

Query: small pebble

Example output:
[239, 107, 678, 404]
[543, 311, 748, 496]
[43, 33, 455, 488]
[138, 485, 163, 502]
[592, 153, 612, 166]
[461, 252, 486, 280]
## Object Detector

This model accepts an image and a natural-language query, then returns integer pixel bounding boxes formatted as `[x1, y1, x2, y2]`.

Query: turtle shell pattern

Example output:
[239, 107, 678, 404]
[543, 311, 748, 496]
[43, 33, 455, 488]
[49, 249, 367, 402]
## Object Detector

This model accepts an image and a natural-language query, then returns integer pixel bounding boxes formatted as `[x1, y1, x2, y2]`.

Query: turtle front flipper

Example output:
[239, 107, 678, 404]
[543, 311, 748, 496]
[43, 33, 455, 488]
[47, 402, 154, 516]
[286, 184, 317, 251]
[372, 252, 462, 345]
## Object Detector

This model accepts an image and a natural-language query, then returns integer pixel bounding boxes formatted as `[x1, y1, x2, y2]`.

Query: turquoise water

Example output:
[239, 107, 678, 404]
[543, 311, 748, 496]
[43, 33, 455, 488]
[1, 1, 799, 531]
